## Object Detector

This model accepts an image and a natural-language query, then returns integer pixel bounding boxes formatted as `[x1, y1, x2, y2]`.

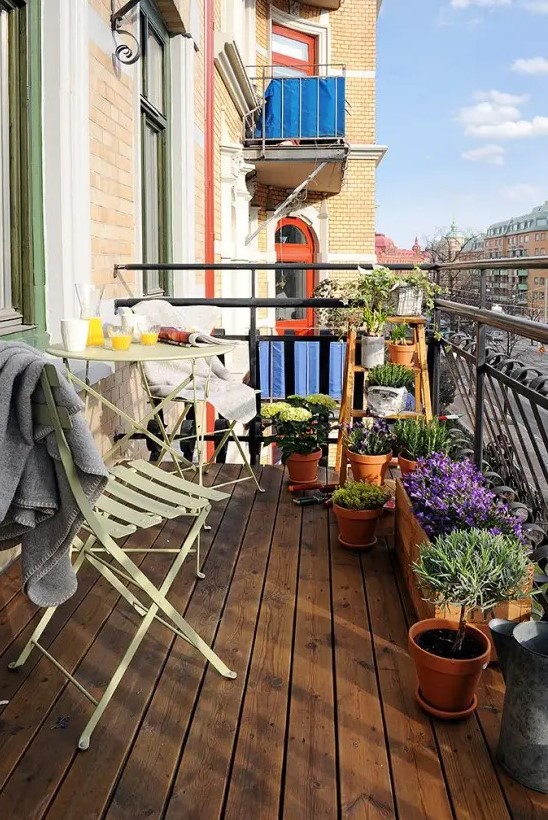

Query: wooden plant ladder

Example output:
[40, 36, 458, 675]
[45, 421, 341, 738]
[336, 318, 432, 484]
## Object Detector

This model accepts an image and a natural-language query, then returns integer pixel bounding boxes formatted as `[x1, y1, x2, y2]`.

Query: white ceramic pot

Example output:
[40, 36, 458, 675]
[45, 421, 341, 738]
[361, 335, 385, 368]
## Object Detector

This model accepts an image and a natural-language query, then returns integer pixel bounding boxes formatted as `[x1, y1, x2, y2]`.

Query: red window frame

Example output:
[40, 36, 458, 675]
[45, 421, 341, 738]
[272, 24, 317, 76]
[275, 217, 316, 335]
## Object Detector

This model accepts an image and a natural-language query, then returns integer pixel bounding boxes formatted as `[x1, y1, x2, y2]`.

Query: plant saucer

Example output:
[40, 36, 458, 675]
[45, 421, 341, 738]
[415, 685, 477, 720]
[338, 536, 377, 551]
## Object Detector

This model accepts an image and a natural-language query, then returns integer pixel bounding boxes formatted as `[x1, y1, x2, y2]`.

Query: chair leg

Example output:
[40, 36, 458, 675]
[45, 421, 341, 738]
[8, 540, 90, 670]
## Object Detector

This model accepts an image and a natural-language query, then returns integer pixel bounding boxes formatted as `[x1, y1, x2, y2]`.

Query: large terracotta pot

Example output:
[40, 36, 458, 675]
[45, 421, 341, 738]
[333, 504, 383, 549]
[409, 618, 491, 719]
[388, 342, 416, 367]
[398, 454, 418, 476]
[347, 450, 392, 486]
[286, 449, 322, 484]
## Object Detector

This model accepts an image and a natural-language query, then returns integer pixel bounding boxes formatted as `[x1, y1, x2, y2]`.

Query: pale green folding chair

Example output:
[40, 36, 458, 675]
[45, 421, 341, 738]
[9, 364, 236, 750]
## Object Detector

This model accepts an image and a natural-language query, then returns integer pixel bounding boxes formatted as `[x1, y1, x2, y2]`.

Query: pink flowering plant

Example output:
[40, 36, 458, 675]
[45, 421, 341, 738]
[403, 453, 524, 542]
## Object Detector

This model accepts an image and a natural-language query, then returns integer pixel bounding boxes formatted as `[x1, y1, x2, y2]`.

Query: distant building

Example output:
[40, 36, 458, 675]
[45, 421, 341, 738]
[484, 201, 548, 308]
[375, 234, 426, 264]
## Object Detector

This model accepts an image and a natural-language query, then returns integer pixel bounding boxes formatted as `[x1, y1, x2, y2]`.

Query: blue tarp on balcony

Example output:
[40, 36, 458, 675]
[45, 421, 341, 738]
[259, 340, 345, 399]
[255, 77, 345, 140]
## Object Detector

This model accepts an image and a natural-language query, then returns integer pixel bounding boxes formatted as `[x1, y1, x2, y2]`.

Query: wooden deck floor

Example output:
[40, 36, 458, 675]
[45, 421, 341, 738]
[0, 464, 547, 820]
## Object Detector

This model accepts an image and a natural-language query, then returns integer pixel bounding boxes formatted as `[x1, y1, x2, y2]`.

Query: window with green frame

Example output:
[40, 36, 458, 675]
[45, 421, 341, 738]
[141, 1, 171, 296]
[0, 0, 37, 333]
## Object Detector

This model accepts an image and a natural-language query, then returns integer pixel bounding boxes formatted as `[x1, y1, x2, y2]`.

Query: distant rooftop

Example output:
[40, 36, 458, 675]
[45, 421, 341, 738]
[487, 201, 548, 236]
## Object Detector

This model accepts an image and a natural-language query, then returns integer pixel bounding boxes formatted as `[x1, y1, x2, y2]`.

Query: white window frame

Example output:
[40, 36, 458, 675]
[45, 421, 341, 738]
[0, 10, 11, 314]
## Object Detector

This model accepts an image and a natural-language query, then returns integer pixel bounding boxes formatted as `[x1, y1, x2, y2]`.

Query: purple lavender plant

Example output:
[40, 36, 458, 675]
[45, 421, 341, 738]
[402, 453, 523, 541]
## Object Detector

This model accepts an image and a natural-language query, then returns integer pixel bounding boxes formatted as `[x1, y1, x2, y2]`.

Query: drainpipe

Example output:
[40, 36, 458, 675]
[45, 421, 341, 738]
[204, 0, 215, 297]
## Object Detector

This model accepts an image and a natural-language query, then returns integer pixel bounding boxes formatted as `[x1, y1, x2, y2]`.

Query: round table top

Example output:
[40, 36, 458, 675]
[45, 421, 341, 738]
[46, 341, 235, 363]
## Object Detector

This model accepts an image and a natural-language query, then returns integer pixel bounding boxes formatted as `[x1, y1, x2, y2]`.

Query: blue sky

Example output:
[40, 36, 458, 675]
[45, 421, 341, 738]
[376, 0, 548, 247]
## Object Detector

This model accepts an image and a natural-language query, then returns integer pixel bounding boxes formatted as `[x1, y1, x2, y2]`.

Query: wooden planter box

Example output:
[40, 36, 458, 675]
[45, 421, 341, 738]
[395, 479, 532, 662]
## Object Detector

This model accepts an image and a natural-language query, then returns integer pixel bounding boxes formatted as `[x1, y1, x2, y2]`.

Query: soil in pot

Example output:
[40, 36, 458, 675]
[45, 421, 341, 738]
[347, 450, 392, 486]
[415, 628, 486, 660]
[398, 454, 418, 476]
[409, 618, 490, 718]
[388, 342, 415, 367]
[286, 449, 322, 484]
[333, 504, 383, 549]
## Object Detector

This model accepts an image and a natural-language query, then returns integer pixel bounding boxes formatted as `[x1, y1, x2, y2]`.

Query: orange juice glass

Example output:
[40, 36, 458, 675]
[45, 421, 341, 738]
[110, 333, 132, 351]
[140, 330, 159, 345]
[87, 317, 105, 346]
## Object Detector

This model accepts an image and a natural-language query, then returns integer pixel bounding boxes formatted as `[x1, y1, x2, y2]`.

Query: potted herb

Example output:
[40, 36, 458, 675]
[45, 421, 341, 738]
[388, 323, 415, 367]
[342, 418, 393, 485]
[393, 417, 451, 475]
[366, 362, 415, 417]
[332, 481, 391, 549]
[389, 266, 441, 317]
[409, 528, 531, 719]
[261, 395, 334, 484]
[352, 266, 395, 367]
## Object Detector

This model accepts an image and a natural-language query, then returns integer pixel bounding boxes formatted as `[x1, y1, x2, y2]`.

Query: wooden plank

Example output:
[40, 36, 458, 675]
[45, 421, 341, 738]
[362, 538, 453, 820]
[99, 467, 265, 820]
[388, 539, 512, 820]
[282, 487, 338, 820]
[160, 466, 283, 820]
[0, 511, 182, 816]
[222, 469, 302, 820]
[41, 465, 239, 820]
[329, 512, 397, 819]
[477, 667, 548, 819]
[0, 560, 23, 612]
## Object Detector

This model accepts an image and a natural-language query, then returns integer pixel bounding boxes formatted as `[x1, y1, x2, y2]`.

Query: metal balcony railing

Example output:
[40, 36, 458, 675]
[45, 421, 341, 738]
[243, 64, 346, 153]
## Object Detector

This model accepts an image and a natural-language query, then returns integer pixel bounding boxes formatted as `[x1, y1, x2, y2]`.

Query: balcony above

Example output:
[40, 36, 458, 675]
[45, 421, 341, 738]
[300, 0, 342, 8]
[244, 70, 348, 194]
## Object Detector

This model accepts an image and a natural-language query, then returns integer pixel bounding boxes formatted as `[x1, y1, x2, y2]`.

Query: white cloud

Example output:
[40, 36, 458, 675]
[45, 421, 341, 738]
[512, 57, 548, 75]
[451, 0, 511, 7]
[462, 144, 505, 164]
[500, 183, 539, 202]
[456, 90, 548, 139]
[523, 1, 548, 13]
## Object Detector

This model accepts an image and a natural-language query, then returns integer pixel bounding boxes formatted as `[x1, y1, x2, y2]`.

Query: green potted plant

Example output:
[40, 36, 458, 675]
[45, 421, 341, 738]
[393, 417, 451, 475]
[388, 323, 415, 367]
[389, 266, 442, 316]
[409, 528, 531, 719]
[341, 418, 393, 485]
[261, 395, 334, 484]
[366, 362, 415, 417]
[332, 481, 391, 549]
[351, 266, 395, 367]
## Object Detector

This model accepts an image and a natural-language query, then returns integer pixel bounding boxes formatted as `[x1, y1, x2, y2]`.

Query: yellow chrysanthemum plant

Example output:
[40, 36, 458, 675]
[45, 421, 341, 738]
[261, 393, 337, 463]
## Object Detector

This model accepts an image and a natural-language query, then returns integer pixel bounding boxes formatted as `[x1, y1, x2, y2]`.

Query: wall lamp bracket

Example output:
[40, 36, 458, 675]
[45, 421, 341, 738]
[111, 0, 141, 65]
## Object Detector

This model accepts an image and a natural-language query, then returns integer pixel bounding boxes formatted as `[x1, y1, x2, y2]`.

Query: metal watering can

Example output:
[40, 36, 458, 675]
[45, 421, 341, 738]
[489, 619, 548, 793]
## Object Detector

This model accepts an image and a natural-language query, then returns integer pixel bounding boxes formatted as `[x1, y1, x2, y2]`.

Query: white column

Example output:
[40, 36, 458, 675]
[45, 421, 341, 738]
[42, 0, 91, 340]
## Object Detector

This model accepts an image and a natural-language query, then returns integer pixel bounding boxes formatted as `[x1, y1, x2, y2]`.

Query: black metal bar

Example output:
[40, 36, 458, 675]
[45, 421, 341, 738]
[115, 261, 439, 272]
[436, 299, 548, 344]
[484, 364, 548, 413]
[284, 333, 296, 396]
[319, 333, 331, 396]
[474, 319, 487, 467]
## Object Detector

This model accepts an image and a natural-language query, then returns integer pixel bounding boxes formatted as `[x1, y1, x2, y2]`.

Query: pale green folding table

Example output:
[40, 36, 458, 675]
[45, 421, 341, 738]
[46, 341, 262, 492]
[9, 364, 237, 750]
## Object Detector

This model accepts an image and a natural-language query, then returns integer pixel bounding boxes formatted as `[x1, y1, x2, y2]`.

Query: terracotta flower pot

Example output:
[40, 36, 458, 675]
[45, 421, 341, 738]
[347, 450, 392, 486]
[389, 342, 416, 367]
[398, 454, 418, 476]
[408, 618, 491, 719]
[286, 449, 322, 484]
[333, 504, 383, 549]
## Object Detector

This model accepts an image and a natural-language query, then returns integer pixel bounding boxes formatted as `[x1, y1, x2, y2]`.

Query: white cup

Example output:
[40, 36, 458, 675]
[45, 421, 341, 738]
[61, 319, 89, 352]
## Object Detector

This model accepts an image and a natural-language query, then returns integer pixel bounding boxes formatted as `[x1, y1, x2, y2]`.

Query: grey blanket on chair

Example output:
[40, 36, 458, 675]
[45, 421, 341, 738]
[0, 342, 108, 607]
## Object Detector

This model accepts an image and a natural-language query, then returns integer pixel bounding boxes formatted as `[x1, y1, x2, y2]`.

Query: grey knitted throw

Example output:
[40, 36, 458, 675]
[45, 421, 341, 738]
[0, 342, 108, 606]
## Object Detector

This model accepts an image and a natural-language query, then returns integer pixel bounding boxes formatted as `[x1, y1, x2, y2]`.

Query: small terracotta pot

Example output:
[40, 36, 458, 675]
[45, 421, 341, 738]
[286, 449, 322, 484]
[389, 342, 416, 367]
[347, 450, 392, 486]
[408, 618, 491, 718]
[333, 504, 383, 549]
[398, 454, 418, 476]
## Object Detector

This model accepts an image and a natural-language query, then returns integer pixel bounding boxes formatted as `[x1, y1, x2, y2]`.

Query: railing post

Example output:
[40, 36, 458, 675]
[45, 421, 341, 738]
[248, 269, 261, 466]
[474, 271, 487, 467]
[431, 266, 441, 416]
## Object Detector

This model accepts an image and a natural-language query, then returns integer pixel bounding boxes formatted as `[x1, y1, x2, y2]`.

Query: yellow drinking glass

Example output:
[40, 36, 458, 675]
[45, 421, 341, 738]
[87, 317, 105, 347]
[108, 327, 132, 351]
[140, 324, 160, 345]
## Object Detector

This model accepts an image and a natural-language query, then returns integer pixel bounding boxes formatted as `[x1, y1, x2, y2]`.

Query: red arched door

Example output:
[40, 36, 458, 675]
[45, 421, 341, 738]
[275, 218, 315, 335]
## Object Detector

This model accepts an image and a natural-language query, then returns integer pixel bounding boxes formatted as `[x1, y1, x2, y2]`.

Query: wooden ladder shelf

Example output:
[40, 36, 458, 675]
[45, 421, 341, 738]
[336, 317, 432, 484]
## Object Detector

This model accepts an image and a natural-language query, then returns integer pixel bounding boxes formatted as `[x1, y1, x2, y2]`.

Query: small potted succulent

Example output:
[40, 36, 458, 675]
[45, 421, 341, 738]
[261, 395, 334, 484]
[366, 363, 415, 417]
[409, 528, 531, 719]
[341, 418, 393, 485]
[388, 323, 415, 367]
[393, 417, 451, 475]
[332, 481, 391, 549]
